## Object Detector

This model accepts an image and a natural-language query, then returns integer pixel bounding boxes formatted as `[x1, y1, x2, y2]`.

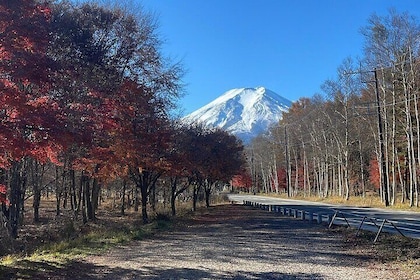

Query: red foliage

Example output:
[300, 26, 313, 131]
[369, 157, 380, 189]
[0, 0, 66, 167]
[277, 168, 287, 190]
[231, 173, 252, 190]
[291, 165, 305, 190]
[0, 184, 9, 205]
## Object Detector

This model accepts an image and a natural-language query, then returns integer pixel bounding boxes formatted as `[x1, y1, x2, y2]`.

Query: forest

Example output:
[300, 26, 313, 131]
[0, 0, 246, 241]
[240, 9, 420, 209]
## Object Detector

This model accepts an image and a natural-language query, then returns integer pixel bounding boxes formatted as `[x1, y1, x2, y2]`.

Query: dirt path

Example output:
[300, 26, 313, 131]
[60, 204, 412, 280]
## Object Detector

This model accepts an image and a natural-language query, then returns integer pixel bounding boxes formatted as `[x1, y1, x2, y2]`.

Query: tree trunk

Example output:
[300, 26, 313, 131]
[205, 185, 211, 208]
[9, 161, 26, 238]
[170, 177, 178, 216]
[121, 180, 126, 216]
[140, 183, 148, 224]
[91, 178, 101, 213]
[69, 169, 77, 217]
[33, 184, 41, 223]
[192, 183, 200, 212]
[55, 166, 61, 216]
[84, 176, 94, 221]
[80, 174, 87, 224]
[134, 186, 139, 212]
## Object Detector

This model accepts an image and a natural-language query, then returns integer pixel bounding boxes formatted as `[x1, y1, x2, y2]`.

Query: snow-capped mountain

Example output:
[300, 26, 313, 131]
[183, 87, 292, 144]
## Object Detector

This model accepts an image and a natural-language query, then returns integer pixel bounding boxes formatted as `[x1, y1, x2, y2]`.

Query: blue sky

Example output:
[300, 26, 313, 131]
[140, 0, 420, 115]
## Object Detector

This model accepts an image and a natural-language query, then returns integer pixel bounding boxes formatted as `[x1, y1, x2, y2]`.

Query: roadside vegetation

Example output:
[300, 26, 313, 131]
[331, 224, 420, 278]
[265, 193, 420, 212]
[233, 9, 420, 210]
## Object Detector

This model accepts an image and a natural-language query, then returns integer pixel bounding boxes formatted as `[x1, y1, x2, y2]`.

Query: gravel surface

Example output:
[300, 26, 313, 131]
[82, 204, 412, 280]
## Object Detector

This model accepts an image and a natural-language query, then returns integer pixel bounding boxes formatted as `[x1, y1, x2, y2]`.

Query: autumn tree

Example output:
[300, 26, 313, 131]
[162, 122, 204, 216]
[48, 1, 183, 223]
[0, 0, 70, 237]
[231, 171, 252, 193]
[199, 128, 245, 207]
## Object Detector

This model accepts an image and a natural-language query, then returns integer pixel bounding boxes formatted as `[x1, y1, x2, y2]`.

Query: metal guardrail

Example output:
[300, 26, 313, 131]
[328, 209, 420, 242]
[242, 200, 420, 242]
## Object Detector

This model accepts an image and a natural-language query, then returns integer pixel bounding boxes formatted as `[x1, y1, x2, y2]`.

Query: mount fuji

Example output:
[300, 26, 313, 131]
[183, 87, 292, 144]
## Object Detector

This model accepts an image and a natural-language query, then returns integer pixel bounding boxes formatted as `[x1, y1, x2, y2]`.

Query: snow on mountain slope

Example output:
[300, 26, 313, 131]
[183, 87, 292, 144]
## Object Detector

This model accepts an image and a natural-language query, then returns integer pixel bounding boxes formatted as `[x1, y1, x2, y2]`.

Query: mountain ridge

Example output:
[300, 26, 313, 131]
[183, 87, 292, 144]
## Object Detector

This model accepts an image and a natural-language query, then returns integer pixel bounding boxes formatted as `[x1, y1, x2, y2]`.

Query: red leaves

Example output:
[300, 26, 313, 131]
[0, 0, 63, 168]
[0, 184, 9, 205]
[36, 4, 51, 20]
[0, 1, 51, 83]
[369, 157, 380, 189]
[0, 0, 182, 188]
[231, 173, 252, 190]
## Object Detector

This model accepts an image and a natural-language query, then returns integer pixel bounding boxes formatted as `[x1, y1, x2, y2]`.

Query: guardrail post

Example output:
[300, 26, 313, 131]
[308, 212, 313, 222]
[317, 213, 322, 224]
[293, 209, 298, 218]
[374, 219, 387, 243]
[301, 211, 306, 220]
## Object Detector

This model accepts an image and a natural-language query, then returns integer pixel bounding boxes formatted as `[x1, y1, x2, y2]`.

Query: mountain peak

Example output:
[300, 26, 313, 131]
[183, 87, 292, 144]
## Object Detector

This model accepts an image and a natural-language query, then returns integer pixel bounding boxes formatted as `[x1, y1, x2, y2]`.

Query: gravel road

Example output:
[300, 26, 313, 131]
[82, 204, 412, 280]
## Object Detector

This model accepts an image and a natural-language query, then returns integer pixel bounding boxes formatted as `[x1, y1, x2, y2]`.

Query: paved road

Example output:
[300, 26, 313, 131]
[228, 194, 420, 239]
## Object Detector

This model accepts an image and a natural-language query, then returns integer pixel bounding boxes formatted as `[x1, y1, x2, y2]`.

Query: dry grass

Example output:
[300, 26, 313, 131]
[328, 225, 420, 278]
[264, 192, 420, 212]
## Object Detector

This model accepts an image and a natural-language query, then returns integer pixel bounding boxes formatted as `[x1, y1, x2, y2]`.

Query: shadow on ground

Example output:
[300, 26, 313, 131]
[1, 258, 325, 280]
[0, 204, 391, 279]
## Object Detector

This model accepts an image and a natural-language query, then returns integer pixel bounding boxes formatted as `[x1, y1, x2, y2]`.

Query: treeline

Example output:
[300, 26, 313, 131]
[242, 9, 420, 207]
[0, 0, 245, 239]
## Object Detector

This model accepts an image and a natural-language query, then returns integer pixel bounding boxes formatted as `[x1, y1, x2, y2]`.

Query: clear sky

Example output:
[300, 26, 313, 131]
[140, 0, 420, 115]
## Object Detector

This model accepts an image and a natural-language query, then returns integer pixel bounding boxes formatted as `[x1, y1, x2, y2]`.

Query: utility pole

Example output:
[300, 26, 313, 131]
[374, 68, 389, 206]
[284, 125, 290, 197]
[345, 66, 390, 206]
